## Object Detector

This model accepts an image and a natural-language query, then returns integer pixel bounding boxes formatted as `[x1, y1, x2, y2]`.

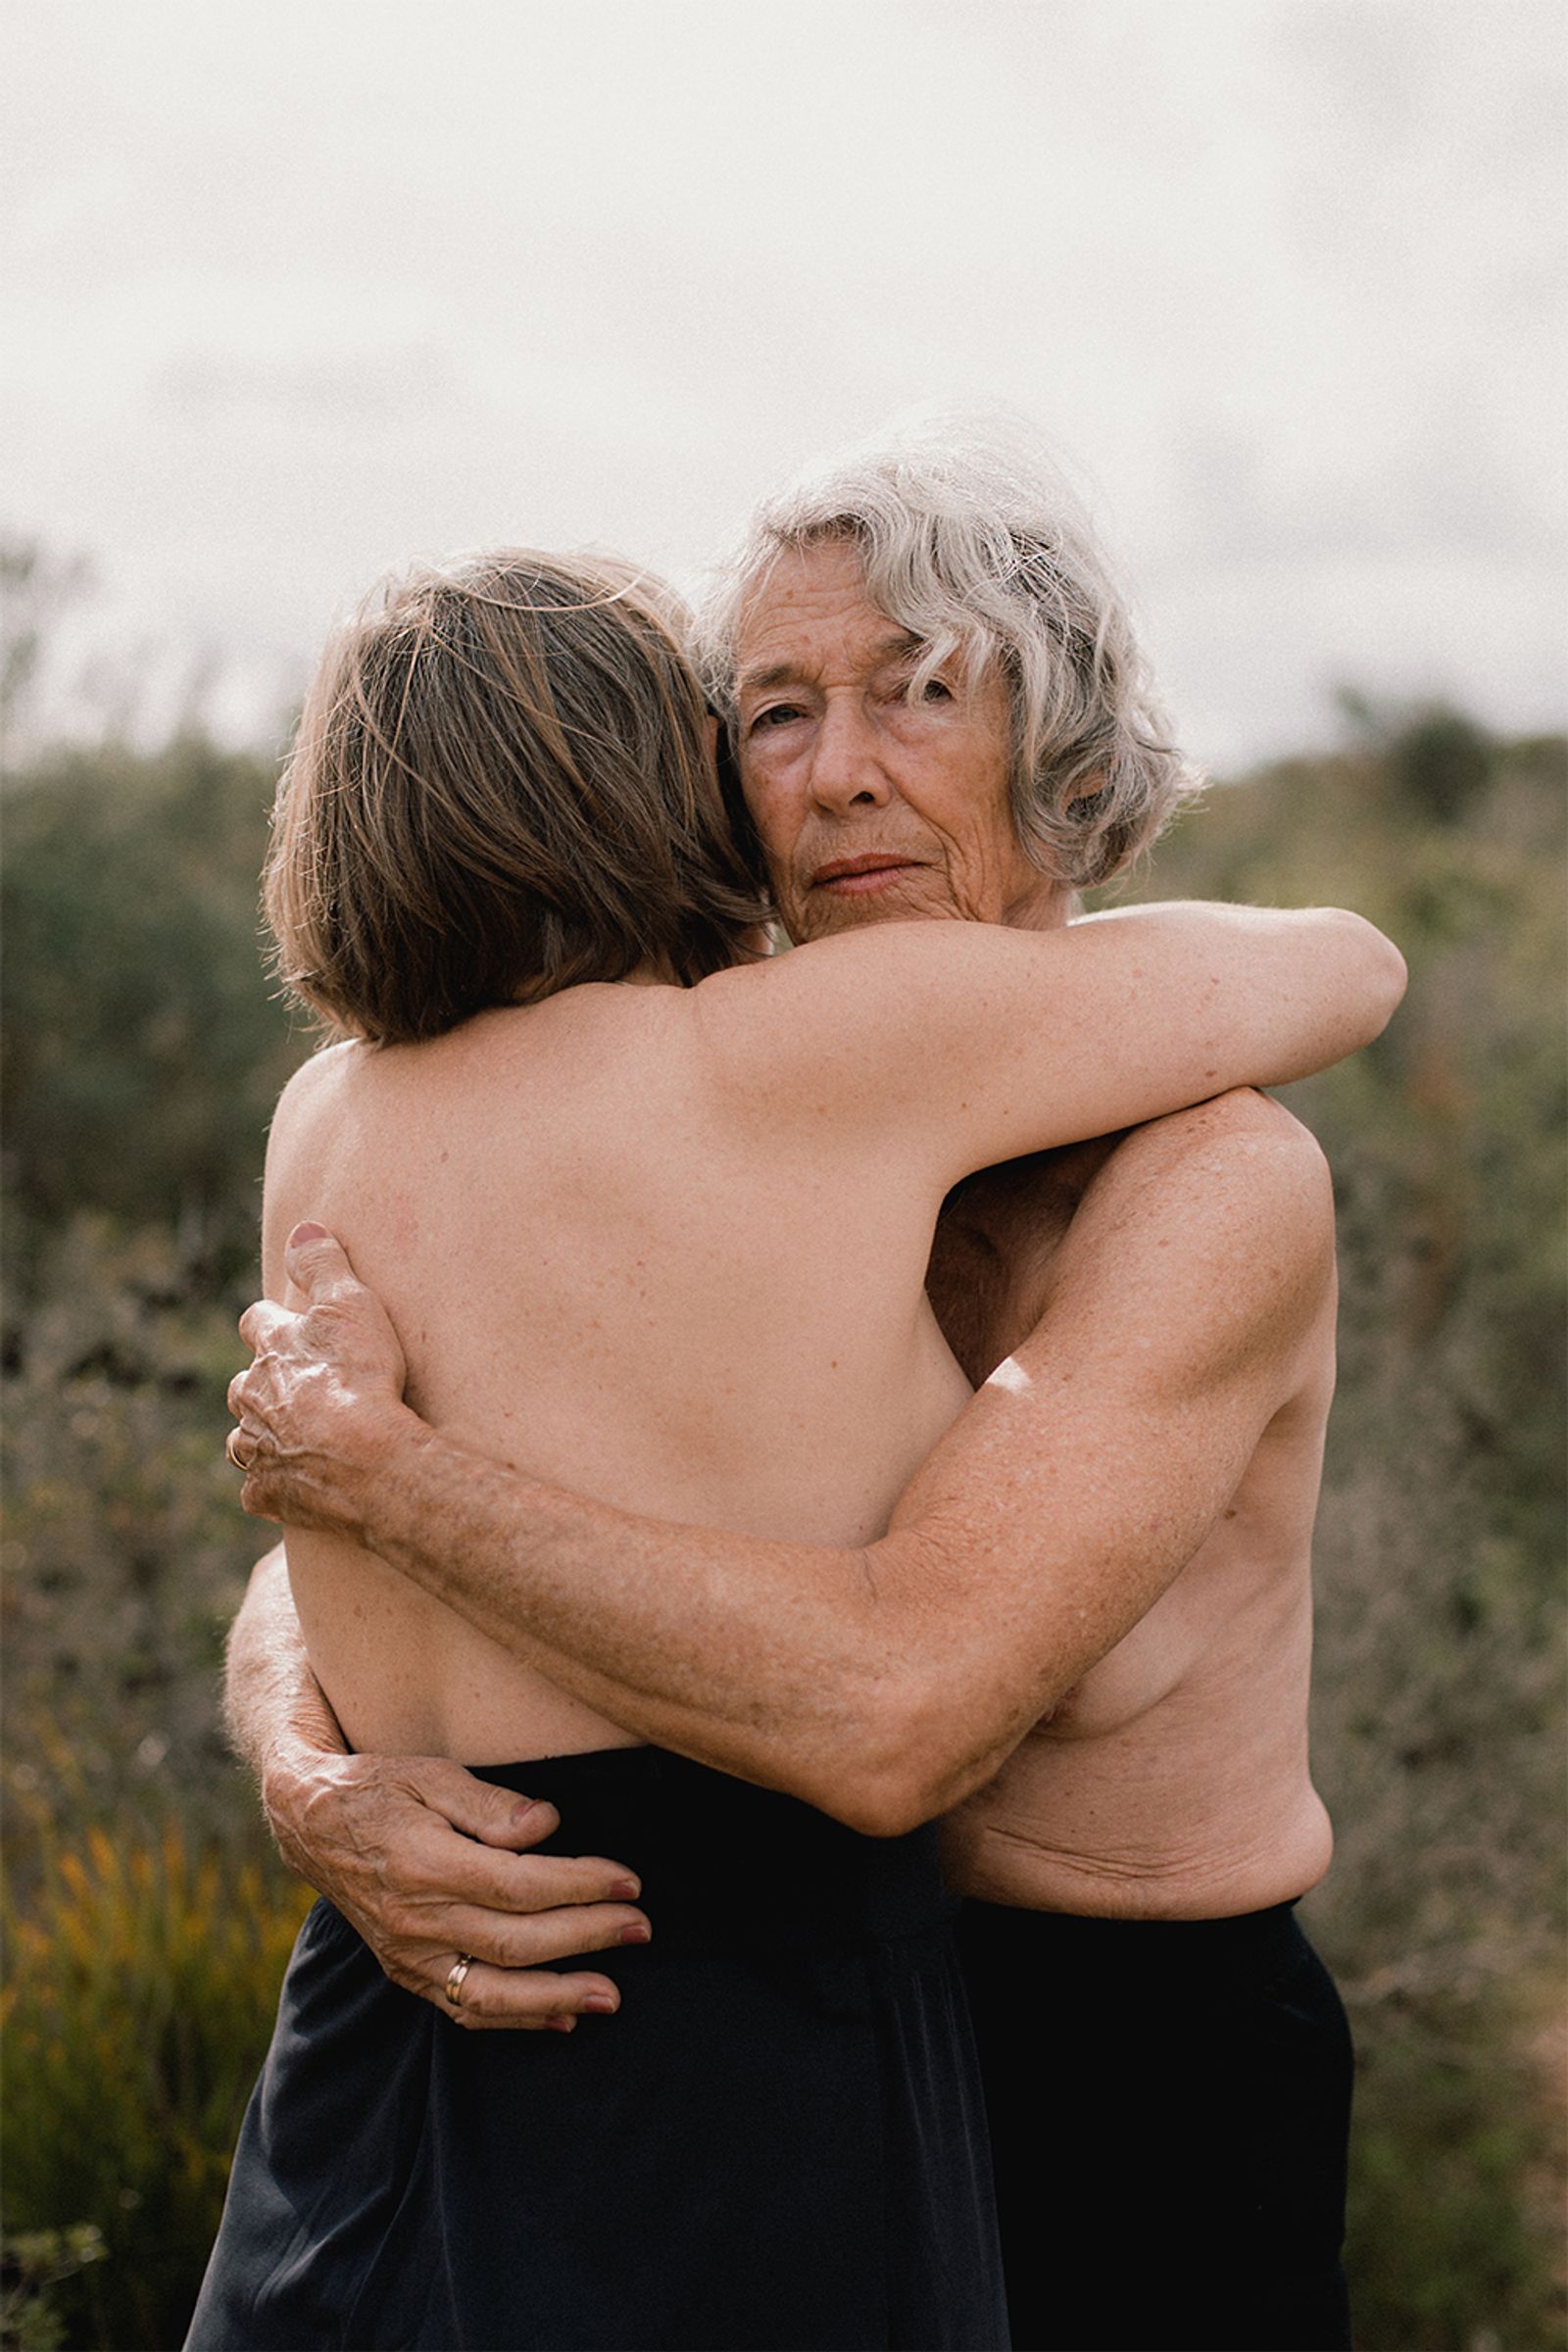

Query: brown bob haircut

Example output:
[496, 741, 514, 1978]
[266, 551, 772, 1046]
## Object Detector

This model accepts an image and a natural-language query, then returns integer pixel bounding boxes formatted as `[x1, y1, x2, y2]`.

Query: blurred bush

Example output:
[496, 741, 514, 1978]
[2, 1214, 277, 1848]
[2, 1799, 311, 2350]
[1, 734, 304, 1277]
[2, 724, 317, 2349]
[1, 701, 1563, 2349]
[1126, 713, 1567, 2352]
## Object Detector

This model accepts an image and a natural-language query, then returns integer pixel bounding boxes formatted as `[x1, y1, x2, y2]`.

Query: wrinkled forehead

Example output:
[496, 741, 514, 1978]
[734, 538, 1002, 718]
[730, 536, 1012, 765]
[733, 540, 894, 681]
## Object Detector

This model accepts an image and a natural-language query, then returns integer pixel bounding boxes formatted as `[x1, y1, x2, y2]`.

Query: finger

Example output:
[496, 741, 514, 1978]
[284, 1223, 363, 1305]
[238, 1298, 293, 1353]
[441, 1964, 625, 2033]
[403, 1764, 640, 1896]
[405, 1832, 647, 1914]
[426, 1900, 651, 1969]
[402, 1761, 564, 1850]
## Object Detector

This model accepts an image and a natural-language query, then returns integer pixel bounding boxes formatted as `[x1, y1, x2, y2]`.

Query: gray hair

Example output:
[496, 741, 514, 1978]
[693, 414, 1200, 889]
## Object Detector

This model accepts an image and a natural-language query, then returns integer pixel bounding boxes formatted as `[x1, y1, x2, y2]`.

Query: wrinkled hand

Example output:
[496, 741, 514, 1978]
[227, 1223, 416, 1536]
[266, 1742, 651, 2032]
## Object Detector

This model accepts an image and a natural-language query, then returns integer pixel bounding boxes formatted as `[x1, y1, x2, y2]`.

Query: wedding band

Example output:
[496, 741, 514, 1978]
[226, 1427, 253, 1470]
[445, 1954, 475, 2008]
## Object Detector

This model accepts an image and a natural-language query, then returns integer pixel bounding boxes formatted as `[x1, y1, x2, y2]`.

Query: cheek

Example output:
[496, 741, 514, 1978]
[962, 752, 1022, 873]
[740, 774, 807, 888]
[927, 801, 1024, 917]
[932, 791, 1008, 876]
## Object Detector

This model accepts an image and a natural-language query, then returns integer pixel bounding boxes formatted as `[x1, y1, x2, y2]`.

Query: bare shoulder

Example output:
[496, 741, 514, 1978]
[269, 1037, 360, 1141]
[1047, 1091, 1337, 1392]
[688, 922, 1035, 1117]
[1092, 1089, 1333, 1239]
[692, 923, 976, 1029]
[260, 1043, 363, 1290]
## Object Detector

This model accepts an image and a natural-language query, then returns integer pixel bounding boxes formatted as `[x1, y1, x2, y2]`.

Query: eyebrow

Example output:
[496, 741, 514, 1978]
[736, 631, 922, 699]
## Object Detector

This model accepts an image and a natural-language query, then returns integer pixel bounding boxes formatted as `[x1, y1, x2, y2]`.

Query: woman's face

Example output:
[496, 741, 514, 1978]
[732, 539, 1067, 943]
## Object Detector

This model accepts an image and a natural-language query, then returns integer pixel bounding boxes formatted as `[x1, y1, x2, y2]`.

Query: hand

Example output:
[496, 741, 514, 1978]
[227, 1224, 416, 1536]
[265, 1741, 652, 2032]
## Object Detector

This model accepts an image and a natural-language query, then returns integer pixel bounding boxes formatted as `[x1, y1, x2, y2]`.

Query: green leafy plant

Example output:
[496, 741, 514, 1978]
[2, 1811, 313, 2351]
[1, 2224, 108, 2352]
[1, 709, 1563, 2350]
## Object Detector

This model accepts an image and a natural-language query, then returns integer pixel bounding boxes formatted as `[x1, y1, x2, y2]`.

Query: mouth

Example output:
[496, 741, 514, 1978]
[809, 854, 922, 896]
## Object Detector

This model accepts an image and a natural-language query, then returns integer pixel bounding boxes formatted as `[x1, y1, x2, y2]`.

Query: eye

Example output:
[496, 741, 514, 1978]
[748, 704, 804, 734]
[918, 677, 955, 704]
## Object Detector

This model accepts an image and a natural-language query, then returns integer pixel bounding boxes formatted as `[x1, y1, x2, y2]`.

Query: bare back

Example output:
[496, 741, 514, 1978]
[266, 978, 972, 1761]
[266, 909, 1384, 1865]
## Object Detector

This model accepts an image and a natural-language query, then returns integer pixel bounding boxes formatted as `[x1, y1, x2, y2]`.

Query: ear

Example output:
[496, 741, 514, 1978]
[1064, 770, 1108, 815]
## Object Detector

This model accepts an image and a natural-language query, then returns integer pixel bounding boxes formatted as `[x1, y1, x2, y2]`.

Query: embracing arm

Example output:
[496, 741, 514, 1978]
[234, 1092, 1337, 1837]
[225, 1543, 348, 1796]
[221, 1546, 650, 2025]
[693, 900, 1404, 1183]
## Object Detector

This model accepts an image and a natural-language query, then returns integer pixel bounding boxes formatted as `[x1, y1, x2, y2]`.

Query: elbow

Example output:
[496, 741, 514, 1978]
[823, 1769, 951, 1841]
[793, 1722, 940, 1841]
[1334, 908, 1408, 1043]
[1365, 920, 1408, 1034]
[805, 1679, 998, 1840]
[822, 1780, 930, 1841]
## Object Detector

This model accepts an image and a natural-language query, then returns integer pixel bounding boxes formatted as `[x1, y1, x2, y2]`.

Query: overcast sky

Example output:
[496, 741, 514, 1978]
[4, 0, 1564, 772]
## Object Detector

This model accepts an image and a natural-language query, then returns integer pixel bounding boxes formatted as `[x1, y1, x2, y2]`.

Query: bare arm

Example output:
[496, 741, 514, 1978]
[223, 1545, 651, 2027]
[696, 903, 1405, 1185]
[225, 1542, 349, 1791]
[231, 1092, 1336, 1837]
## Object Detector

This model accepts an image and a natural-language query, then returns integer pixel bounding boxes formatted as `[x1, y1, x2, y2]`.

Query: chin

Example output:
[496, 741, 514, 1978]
[794, 888, 958, 942]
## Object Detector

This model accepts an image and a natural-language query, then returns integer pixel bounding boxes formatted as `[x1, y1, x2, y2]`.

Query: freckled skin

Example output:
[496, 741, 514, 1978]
[248, 540, 1379, 1935]
[922, 1125, 1337, 1917]
[739, 544, 1339, 1917]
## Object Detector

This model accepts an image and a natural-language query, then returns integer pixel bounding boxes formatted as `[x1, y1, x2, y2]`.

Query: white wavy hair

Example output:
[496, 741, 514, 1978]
[693, 413, 1201, 889]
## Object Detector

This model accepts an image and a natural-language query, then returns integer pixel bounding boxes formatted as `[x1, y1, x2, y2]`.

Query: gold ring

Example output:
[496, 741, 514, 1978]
[226, 1427, 252, 1470]
[444, 1954, 475, 2008]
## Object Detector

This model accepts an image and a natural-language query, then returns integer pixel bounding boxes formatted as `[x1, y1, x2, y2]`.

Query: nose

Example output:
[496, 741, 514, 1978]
[806, 697, 892, 813]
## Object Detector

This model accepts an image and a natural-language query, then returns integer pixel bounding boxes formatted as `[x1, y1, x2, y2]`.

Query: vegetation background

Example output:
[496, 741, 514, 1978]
[2, 553, 1564, 2349]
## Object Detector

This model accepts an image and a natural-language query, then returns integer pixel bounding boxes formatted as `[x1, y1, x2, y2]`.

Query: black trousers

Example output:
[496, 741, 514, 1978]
[187, 1747, 1005, 2351]
[956, 1898, 1354, 2352]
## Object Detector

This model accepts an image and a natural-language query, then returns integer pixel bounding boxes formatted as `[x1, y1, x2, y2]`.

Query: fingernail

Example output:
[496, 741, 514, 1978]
[618, 1923, 651, 1945]
[548, 2014, 576, 2034]
[287, 1221, 328, 1248]
[581, 1992, 618, 2015]
[608, 1876, 640, 1898]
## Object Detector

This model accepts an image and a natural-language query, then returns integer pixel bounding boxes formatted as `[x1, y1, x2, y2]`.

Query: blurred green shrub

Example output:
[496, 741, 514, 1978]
[1, 1807, 312, 2352]
[1, 2225, 108, 2352]
[1128, 715, 1567, 2352]
[1, 733, 308, 1287]
[2, 1213, 271, 1849]
[1, 707, 1563, 2349]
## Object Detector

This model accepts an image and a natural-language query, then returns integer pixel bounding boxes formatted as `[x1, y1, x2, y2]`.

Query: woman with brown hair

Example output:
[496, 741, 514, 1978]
[190, 542, 1397, 2351]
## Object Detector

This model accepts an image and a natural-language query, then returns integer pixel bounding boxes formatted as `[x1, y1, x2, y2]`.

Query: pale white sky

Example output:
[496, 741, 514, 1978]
[4, 0, 1564, 770]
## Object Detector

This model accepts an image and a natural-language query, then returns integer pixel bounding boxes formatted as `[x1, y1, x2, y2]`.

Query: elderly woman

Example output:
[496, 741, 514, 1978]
[198, 442, 1400, 2351]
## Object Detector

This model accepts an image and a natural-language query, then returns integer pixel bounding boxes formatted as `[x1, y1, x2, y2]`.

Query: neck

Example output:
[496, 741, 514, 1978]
[1004, 876, 1076, 933]
[620, 956, 678, 987]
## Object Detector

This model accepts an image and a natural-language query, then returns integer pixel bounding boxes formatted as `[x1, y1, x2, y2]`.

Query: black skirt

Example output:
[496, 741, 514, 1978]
[187, 1747, 1006, 2351]
[957, 1896, 1353, 2352]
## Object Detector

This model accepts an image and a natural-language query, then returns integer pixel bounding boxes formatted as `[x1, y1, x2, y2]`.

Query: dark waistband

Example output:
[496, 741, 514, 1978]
[469, 1745, 953, 1954]
[956, 1893, 1310, 1989]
